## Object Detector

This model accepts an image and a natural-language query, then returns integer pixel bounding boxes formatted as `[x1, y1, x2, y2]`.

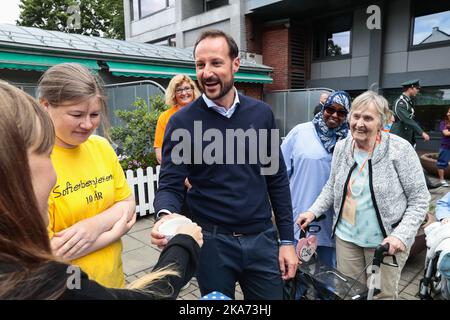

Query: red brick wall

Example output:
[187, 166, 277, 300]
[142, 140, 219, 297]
[261, 26, 290, 92]
[245, 16, 262, 54]
[235, 83, 263, 100]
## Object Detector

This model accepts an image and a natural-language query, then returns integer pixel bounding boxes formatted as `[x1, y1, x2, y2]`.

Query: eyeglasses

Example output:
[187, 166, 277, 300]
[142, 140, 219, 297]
[175, 87, 193, 94]
[324, 106, 348, 118]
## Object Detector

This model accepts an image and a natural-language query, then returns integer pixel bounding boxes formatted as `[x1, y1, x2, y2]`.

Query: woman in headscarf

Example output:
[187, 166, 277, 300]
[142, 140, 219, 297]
[281, 90, 351, 270]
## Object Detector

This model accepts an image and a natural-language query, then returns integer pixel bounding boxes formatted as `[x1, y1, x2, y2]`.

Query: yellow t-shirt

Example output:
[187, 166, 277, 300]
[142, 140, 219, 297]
[48, 135, 131, 288]
[153, 105, 180, 149]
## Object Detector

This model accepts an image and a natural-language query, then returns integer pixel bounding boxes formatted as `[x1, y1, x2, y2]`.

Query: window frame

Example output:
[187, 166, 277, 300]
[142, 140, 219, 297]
[138, 0, 173, 20]
[312, 14, 353, 62]
[203, 0, 229, 12]
[149, 35, 176, 47]
[409, 0, 450, 51]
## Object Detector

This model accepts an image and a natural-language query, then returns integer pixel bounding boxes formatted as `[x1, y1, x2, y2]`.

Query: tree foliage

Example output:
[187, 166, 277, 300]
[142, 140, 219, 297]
[17, 0, 124, 39]
[110, 96, 169, 171]
[327, 39, 342, 57]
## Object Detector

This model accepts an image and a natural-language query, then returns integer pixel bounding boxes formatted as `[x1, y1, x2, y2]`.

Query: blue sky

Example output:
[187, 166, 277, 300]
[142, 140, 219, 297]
[329, 31, 350, 54]
[413, 10, 450, 44]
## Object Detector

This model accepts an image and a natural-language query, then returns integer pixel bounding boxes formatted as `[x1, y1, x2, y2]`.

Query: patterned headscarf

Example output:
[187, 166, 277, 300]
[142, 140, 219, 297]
[312, 91, 351, 153]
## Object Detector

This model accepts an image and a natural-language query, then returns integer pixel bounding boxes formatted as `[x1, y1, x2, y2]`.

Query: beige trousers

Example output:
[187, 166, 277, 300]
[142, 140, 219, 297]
[336, 237, 409, 300]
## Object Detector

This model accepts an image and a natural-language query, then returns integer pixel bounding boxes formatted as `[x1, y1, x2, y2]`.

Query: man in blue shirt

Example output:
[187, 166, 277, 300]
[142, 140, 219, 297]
[151, 30, 297, 299]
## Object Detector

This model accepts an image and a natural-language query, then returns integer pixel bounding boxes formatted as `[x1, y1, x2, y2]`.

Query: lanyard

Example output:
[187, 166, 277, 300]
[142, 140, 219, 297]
[347, 134, 381, 198]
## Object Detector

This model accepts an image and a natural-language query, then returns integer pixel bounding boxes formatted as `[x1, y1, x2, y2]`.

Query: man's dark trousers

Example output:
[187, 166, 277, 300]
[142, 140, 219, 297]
[197, 226, 283, 300]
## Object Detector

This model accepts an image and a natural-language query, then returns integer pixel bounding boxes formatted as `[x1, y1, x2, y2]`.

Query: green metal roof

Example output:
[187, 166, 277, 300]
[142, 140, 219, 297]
[0, 24, 271, 71]
[0, 24, 272, 84]
[107, 61, 272, 83]
[0, 51, 100, 72]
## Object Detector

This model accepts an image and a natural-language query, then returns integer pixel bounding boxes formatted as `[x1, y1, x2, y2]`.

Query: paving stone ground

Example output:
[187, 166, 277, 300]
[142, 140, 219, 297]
[122, 173, 447, 300]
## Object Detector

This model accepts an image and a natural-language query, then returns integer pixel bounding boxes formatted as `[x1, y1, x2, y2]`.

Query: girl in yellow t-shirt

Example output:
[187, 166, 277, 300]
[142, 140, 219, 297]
[38, 63, 136, 288]
[0, 81, 202, 299]
[154, 74, 200, 164]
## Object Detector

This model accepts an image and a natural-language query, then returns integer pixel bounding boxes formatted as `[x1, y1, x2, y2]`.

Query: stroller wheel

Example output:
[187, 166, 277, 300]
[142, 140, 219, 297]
[431, 273, 442, 294]
[419, 273, 442, 299]
[419, 279, 433, 300]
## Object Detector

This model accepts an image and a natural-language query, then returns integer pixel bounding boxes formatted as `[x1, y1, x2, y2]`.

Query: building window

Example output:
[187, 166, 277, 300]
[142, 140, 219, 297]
[139, 0, 173, 19]
[326, 31, 351, 57]
[204, 0, 229, 12]
[149, 35, 176, 47]
[313, 15, 352, 60]
[412, 1, 450, 47]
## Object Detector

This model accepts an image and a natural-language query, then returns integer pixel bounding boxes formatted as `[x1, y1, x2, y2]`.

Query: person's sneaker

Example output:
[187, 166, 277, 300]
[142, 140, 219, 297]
[440, 180, 449, 187]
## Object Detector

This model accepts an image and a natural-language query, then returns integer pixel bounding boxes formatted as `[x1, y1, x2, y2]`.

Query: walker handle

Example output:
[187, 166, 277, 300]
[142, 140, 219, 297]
[373, 243, 390, 268]
[373, 243, 398, 268]
[299, 214, 325, 238]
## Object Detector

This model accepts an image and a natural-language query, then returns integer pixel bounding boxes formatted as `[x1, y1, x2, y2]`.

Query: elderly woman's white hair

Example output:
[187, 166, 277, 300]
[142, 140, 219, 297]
[349, 90, 390, 129]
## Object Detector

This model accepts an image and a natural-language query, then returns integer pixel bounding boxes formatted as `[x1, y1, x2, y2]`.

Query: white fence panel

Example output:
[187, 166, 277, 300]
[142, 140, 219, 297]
[126, 165, 160, 217]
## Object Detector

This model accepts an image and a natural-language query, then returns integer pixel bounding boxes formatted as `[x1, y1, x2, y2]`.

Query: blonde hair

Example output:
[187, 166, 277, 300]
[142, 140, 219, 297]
[37, 63, 110, 138]
[384, 108, 394, 126]
[127, 265, 180, 297]
[350, 91, 390, 129]
[165, 74, 201, 106]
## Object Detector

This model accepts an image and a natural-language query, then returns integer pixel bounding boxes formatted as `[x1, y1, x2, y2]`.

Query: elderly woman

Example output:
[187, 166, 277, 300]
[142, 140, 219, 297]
[281, 91, 351, 268]
[298, 90, 430, 299]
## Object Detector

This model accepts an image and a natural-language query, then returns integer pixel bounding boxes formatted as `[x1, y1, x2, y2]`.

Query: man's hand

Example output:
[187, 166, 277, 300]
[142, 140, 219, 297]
[150, 213, 185, 249]
[279, 245, 299, 280]
[382, 235, 406, 256]
[422, 132, 430, 141]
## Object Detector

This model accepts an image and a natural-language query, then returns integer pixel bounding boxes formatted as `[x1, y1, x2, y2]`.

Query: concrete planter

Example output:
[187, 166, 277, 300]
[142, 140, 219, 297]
[420, 153, 450, 179]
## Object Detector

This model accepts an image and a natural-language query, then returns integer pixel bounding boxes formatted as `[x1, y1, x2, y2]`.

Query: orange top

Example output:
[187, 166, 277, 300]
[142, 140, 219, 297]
[153, 105, 180, 149]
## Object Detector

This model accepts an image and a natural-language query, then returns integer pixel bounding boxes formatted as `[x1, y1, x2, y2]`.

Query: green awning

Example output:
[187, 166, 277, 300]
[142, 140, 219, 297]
[108, 61, 196, 79]
[235, 72, 273, 83]
[0, 52, 100, 72]
[107, 61, 272, 84]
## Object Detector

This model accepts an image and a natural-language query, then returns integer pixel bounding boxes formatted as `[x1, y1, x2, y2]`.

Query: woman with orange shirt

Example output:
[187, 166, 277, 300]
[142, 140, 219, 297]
[154, 75, 200, 164]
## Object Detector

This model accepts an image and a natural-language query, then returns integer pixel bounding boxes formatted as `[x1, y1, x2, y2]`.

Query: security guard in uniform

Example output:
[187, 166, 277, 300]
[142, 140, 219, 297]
[390, 79, 437, 189]
[390, 79, 430, 145]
